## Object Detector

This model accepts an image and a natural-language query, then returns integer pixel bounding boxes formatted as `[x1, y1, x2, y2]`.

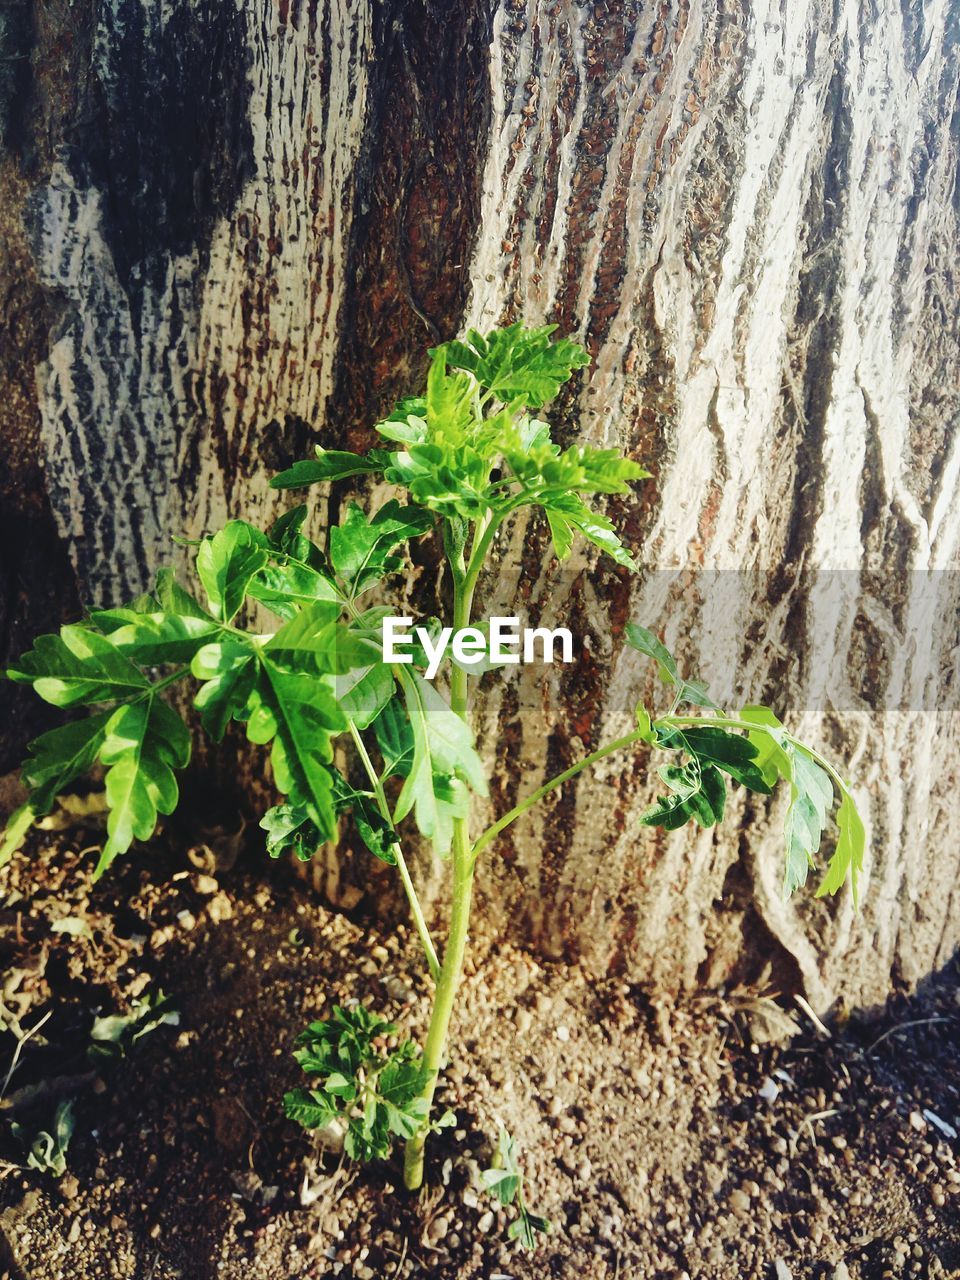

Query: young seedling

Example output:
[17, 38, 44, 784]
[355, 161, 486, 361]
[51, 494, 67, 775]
[88, 989, 180, 1062]
[10, 1099, 75, 1177]
[482, 1125, 551, 1249]
[0, 324, 863, 1209]
[284, 1005, 454, 1161]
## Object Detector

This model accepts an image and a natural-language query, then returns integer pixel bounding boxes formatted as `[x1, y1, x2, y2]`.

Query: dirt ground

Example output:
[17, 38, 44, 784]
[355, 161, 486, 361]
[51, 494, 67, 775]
[0, 812, 958, 1280]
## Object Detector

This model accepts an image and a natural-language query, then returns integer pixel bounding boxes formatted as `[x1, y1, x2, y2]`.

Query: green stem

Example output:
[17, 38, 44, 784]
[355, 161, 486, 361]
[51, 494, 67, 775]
[469, 711, 847, 867]
[149, 666, 192, 694]
[403, 552, 480, 1190]
[347, 720, 440, 982]
[470, 729, 645, 866]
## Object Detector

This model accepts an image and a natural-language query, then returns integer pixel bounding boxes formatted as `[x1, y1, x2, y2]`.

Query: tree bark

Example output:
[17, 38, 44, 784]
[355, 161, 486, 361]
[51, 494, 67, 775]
[1, 0, 958, 1010]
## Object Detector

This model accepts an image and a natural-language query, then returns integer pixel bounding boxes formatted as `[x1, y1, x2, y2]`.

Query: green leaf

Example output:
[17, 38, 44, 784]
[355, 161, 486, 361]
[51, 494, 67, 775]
[640, 760, 727, 830]
[286, 1008, 427, 1162]
[372, 697, 415, 779]
[283, 1087, 338, 1129]
[544, 495, 637, 570]
[196, 521, 269, 622]
[0, 803, 38, 868]
[657, 725, 773, 793]
[482, 1126, 522, 1205]
[330, 771, 397, 864]
[384, 443, 492, 520]
[268, 612, 374, 681]
[191, 640, 258, 740]
[96, 696, 191, 876]
[626, 624, 679, 683]
[509, 1209, 552, 1250]
[266, 503, 311, 552]
[271, 448, 390, 489]
[19, 713, 113, 816]
[248, 561, 339, 620]
[264, 600, 341, 656]
[12, 1100, 75, 1177]
[154, 569, 215, 620]
[259, 658, 345, 842]
[9, 626, 150, 708]
[424, 347, 477, 443]
[93, 611, 222, 665]
[440, 323, 590, 407]
[817, 790, 866, 904]
[739, 706, 836, 897]
[625, 624, 719, 709]
[88, 990, 179, 1060]
[328, 500, 433, 594]
[635, 702, 656, 743]
[379, 1055, 431, 1111]
[394, 671, 486, 855]
[336, 661, 394, 730]
[413, 675, 486, 796]
[260, 803, 318, 861]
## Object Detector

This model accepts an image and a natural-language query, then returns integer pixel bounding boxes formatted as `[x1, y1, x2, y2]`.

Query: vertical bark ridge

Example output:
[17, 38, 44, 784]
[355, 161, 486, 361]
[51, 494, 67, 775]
[27, 0, 373, 605]
[461, 0, 960, 1006]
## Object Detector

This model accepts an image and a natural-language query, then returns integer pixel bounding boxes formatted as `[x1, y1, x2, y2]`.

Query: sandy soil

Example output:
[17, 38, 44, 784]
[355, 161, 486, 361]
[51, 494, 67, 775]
[0, 814, 958, 1280]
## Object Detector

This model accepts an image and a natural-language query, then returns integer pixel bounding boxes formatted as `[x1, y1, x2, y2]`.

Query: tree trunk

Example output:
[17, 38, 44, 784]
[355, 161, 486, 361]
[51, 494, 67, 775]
[2, 0, 958, 1010]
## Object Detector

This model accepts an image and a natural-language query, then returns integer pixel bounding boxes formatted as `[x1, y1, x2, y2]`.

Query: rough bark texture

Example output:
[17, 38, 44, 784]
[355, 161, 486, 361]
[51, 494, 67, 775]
[1, 0, 958, 1009]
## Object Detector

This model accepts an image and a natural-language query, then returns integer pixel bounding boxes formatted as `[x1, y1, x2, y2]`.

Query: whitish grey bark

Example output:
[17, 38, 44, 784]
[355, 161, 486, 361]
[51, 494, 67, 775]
[2, 0, 958, 1009]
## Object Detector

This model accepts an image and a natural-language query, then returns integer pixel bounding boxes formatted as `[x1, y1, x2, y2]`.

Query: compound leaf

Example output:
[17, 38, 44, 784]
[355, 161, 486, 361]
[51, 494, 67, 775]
[9, 626, 150, 708]
[191, 640, 258, 740]
[271, 448, 391, 490]
[739, 705, 841, 898]
[328, 501, 433, 594]
[259, 658, 345, 842]
[817, 790, 866, 904]
[441, 323, 590, 407]
[260, 803, 318, 862]
[394, 671, 486, 855]
[196, 521, 269, 622]
[625, 624, 719, 709]
[96, 697, 191, 876]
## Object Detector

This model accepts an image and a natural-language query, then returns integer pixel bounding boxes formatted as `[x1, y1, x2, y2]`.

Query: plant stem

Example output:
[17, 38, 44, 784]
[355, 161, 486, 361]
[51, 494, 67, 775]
[403, 557, 479, 1190]
[469, 729, 646, 866]
[347, 720, 440, 981]
[402, 817, 474, 1189]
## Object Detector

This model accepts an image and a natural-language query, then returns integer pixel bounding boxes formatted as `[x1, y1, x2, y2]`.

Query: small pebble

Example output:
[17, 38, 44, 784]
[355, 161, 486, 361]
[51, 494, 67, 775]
[728, 1189, 751, 1214]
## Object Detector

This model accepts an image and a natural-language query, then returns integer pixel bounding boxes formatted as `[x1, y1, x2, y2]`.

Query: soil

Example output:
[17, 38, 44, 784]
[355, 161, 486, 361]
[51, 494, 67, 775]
[0, 811, 958, 1280]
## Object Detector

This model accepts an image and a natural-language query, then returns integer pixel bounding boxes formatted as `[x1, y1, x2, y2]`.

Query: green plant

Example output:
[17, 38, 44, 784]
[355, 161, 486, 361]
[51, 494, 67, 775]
[88, 989, 179, 1062]
[283, 1004, 454, 1161]
[482, 1125, 551, 1249]
[10, 1099, 75, 1176]
[0, 323, 863, 1206]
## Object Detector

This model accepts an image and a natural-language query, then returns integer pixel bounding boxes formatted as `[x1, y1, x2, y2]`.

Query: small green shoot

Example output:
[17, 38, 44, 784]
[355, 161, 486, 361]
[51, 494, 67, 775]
[283, 1005, 435, 1162]
[10, 1099, 75, 1177]
[482, 1126, 551, 1249]
[88, 989, 179, 1062]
